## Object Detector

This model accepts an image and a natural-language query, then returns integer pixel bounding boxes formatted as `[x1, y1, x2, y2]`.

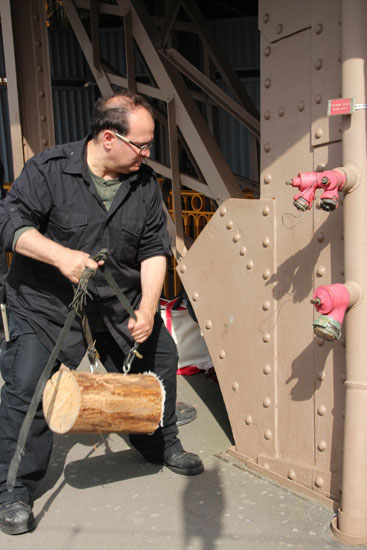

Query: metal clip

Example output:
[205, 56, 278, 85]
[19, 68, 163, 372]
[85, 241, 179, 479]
[87, 341, 99, 373]
[123, 342, 143, 374]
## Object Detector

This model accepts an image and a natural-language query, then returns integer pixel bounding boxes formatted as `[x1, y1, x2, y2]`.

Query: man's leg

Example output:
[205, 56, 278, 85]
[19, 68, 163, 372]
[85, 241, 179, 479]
[0, 313, 55, 534]
[94, 314, 203, 475]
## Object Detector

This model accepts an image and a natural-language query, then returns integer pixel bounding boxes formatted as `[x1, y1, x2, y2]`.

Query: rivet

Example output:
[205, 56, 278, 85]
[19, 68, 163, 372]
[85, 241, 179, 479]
[233, 232, 240, 243]
[226, 220, 233, 229]
[318, 440, 327, 452]
[205, 320, 212, 330]
[263, 333, 271, 343]
[264, 174, 272, 184]
[263, 269, 271, 280]
[315, 128, 323, 139]
[263, 462, 270, 470]
[264, 79, 271, 89]
[263, 397, 271, 408]
[33, 14, 40, 21]
[298, 101, 305, 112]
[317, 233, 324, 243]
[317, 339, 324, 347]
[264, 143, 271, 153]
[288, 470, 296, 480]
[263, 13, 270, 24]
[36, 65, 43, 72]
[219, 350, 226, 359]
[264, 46, 271, 57]
[340, 340, 346, 348]
[39, 90, 45, 97]
[317, 405, 327, 416]
[240, 246, 247, 256]
[220, 207, 226, 216]
[232, 381, 239, 391]
[315, 94, 322, 104]
[40, 115, 46, 121]
[278, 107, 285, 117]
[263, 364, 272, 375]
[316, 164, 325, 172]
[318, 371, 325, 381]
[263, 237, 270, 247]
[245, 415, 253, 425]
[263, 301, 271, 311]
[263, 206, 270, 216]
[315, 476, 324, 488]
[35, 40, 41, 47]
[264, 429, 272, 440]
[192, 292, 199, 301]
[42, 139, 48, 146]
[264, 111, 271, 120]
[179, 264, 187, 273]
[246, 260, 254, 270]
[315, 23, 323, 35]
[316, 265, 326, 277]
[314, 59, 323, 70]
[276, 23, 283, 34]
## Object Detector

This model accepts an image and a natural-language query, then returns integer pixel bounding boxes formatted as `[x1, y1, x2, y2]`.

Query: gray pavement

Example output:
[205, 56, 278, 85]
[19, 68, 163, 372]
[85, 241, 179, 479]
[0, 369, 362, 550]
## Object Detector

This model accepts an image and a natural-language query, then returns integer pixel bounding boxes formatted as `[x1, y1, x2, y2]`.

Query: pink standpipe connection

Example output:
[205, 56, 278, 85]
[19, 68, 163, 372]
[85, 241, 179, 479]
[286, 169, 346, 212]
[311, 284, 351, 341]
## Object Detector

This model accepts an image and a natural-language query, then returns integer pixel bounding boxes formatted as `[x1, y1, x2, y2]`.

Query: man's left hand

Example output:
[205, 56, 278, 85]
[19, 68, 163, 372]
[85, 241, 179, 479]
[127, 308, 154, 343]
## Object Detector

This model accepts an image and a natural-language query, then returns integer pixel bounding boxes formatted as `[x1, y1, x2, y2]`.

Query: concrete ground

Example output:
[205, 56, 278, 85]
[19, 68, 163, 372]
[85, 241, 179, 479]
[0, 368, 363, 550]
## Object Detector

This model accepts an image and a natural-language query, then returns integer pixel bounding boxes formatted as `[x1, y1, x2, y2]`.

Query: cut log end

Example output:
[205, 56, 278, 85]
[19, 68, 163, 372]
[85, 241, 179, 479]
[42, 366, 164, 435]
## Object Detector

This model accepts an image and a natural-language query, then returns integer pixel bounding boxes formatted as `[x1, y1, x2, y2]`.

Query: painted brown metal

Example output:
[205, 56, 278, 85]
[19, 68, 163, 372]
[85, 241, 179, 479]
[180, 0, 349, 513]
[331, 0, 367, 544]
[0, 0, 54, 171]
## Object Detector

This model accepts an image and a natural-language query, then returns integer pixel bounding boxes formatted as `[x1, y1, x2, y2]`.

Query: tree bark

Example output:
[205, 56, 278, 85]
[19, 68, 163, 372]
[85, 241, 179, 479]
[42, 365, 164, 434]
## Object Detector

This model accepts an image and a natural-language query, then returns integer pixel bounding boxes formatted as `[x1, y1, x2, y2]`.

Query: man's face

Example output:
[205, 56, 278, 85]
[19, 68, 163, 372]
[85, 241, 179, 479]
[112, 106, 155, 174]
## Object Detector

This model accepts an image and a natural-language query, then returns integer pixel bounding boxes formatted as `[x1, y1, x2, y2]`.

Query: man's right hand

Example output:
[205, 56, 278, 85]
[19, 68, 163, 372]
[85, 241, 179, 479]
[55, 248, 102, 284]
[15, 228, 104, 284]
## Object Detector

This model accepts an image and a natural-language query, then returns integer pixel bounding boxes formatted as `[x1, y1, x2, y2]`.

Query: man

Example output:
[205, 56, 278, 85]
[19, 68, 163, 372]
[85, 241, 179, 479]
[0, 92, 203, 535]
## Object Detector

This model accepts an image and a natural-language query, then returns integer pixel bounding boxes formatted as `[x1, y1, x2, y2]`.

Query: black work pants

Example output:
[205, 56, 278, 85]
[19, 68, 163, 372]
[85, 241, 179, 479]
[0, 311, 181, 505]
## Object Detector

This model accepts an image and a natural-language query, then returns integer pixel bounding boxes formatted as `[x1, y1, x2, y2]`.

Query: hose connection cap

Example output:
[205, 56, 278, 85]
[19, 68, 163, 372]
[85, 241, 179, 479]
[313, 315, 342, 341]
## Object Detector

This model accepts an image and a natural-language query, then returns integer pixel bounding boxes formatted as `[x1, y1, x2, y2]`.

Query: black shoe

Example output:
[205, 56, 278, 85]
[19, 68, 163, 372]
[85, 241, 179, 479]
[163, 450, 204, 476]
[0, 501, 35, 535]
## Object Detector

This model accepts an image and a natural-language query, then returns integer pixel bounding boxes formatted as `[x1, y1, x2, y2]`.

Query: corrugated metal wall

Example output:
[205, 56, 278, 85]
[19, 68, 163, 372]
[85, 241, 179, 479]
[0, 16, 259, 183]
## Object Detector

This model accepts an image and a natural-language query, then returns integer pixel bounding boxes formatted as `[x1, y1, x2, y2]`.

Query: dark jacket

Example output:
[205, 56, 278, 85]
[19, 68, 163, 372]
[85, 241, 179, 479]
[0, 137, 170, 366]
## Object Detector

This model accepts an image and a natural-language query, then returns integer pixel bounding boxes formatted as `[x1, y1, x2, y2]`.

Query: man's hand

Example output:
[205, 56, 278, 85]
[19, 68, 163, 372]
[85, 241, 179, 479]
[55, 248, 104, 284]
[127, 308, 155, 343]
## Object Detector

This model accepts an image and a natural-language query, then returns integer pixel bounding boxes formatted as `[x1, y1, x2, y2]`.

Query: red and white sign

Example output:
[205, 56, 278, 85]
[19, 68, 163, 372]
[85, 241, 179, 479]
[328, 97, 355, 116]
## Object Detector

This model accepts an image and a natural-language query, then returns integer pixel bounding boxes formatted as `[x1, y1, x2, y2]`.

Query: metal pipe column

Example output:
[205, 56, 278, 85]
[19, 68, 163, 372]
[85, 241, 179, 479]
[332, 0, 367, 544]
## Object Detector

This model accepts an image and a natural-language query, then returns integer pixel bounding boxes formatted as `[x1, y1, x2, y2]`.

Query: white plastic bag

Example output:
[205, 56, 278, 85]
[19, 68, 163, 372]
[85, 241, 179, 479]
[160, 297, 212, 373]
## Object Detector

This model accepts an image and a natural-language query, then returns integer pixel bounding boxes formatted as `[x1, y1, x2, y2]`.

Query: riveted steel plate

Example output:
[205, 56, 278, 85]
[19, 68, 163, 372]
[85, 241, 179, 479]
[259, 0, 311, 43]
[178, 198, 276, 460]
[311, 0, 342, 147]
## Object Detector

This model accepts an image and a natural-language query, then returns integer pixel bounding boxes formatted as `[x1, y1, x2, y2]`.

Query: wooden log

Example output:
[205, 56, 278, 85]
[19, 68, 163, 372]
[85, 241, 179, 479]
[42, 365, 165, 434]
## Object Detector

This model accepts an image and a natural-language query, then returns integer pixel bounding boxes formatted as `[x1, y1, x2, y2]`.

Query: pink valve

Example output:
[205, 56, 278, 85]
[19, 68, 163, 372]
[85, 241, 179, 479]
[287, 170, 346, 212]
[311, 284, 350, 341]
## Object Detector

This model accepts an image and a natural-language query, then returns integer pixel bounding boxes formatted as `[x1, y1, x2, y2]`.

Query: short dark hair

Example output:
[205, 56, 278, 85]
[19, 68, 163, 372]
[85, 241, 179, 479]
[89, 91, 153, 139]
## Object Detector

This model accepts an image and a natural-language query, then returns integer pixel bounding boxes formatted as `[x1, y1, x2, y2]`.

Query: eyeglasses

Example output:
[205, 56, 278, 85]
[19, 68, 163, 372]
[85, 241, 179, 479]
[115, 132, 153, 155]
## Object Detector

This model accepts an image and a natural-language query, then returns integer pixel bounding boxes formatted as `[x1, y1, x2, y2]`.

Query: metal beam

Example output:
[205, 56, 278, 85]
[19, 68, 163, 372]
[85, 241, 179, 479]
[182, 0, 259, 119]
[167, 96, 185, 257]
[124, 9, 136, 92]
[162, 48, 260, 139]
[155, 1, 182, 48]
[115, 0, 242, 202]
[0, 0, 23, 177]
[63, 0, 113, 98]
